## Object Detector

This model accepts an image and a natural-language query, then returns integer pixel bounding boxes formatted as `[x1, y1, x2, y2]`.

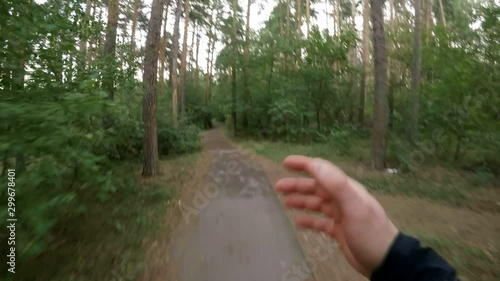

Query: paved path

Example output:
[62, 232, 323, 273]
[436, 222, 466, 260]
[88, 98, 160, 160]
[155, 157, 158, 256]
[168, 129, 313, 281]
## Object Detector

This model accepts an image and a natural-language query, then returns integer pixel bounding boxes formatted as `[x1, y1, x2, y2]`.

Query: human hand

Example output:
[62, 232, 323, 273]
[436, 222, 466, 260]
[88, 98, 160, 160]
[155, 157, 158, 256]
[275, 155, 399, 277]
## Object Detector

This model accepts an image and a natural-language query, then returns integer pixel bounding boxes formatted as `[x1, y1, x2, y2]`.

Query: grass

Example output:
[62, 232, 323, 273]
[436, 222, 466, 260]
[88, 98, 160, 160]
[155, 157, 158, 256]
[412, 233, 499, 281]
[240, 139, 495, 208]
[14, 153, 199, 281]
[240, 139, 500, 280]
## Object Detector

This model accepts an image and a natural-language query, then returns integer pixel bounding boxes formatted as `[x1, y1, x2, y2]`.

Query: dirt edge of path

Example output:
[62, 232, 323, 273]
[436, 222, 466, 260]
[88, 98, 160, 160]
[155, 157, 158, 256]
[230, 138, 500, 281]
[140, 149, 212, 281]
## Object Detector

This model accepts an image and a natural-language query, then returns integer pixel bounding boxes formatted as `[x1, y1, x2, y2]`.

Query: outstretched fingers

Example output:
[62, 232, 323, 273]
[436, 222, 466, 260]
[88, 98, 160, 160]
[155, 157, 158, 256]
[295, 215, 335, 236]
[283, 155, 357, 204]
[283, 194, 337, 217]
[275, 177, 316, 194]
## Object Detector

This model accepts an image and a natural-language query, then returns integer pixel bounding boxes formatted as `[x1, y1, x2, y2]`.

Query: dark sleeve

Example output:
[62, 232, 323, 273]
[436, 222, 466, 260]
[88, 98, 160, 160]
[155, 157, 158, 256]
[371, 233, 458, 281]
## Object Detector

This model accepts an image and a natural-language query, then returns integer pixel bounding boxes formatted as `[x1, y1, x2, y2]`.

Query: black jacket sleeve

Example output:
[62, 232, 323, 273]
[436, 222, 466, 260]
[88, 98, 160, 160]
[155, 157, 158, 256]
[371, 233, 458, 281]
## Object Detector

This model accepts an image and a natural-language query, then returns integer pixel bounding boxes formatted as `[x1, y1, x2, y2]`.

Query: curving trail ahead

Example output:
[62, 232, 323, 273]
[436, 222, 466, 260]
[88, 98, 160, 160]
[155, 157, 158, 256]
[165, 128, 314, 281]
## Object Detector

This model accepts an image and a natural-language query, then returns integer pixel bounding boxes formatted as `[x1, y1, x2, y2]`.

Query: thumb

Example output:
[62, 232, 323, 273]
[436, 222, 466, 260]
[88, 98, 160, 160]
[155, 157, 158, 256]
[307, 158, 362, 204]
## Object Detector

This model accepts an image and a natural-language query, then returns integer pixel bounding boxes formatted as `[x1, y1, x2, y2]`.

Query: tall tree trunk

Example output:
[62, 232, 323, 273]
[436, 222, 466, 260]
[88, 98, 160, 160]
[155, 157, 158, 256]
[358, 0, 370, 124]
[87, 1, 96, 65]
[285, 0, 291, 66]
[348, 0, 357, 122]
[158, 3, 169, 94]
[370, 0, 389, 170]
[388, 0, 395, 127]
[142, 0, 164, 177]
[306, 0, 310, 37]
[333, 0, 341, 35]
[424, 0, 433, 30]
[103, 0, 119, 100]
[131, 0, 141, 51]
[79, 0, 92, 71]
[178, 0, 190, 118]
[296, 0, 302, 36]
[410, 0, 422, 143]
[231, 0, 238, 136]
[205, 9, 213, 105]
[438, 0, 446, 27]
[242, 0, 251, 128]
[194, 25, 200, 83]
[171, 0, 182, 124]
[206, 9, 217, 103]
[189, 22, 196, 75]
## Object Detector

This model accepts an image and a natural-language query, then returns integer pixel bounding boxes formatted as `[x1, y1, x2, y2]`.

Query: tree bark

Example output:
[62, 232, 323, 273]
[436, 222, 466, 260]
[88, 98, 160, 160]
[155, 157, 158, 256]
[142, 0, 164, 177]
[205, 9, 217, 104]
[333, 0, 341, 35]
[205, 8, 213, 105]
[231, 0, 238, 136]
[131, 0, 141, 51]
[424, 0, 433, 30]
[170, 0, 182, 124]
[306, 0, 310, 37]
[87, 1, 96, 65]
[178, 0, 190, 118]
[190, 22, 196, 76]
[79, 0, 92, 71]
[358, 0, 370, 124]
[410, 0, 422, 144]
[242, 0, 251, 128]
[103, 0, 119, 100]
[296, 0, 302, 36]
[158, 3, 169, 94]
[194, 24, 200, 83]
[370, 0, 389, 170]
[438, 0, 446, 27]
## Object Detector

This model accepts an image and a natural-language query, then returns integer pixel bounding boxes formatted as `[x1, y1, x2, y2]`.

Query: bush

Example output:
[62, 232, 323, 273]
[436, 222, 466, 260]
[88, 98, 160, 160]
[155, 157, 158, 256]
[158, 124, 202, 156]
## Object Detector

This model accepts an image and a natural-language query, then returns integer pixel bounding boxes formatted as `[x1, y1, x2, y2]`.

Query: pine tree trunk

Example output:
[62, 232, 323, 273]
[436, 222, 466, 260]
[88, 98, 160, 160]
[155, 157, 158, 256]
[87, 1, 96, 65]
[171, 0, 182, 124]
[358, 0, 370, 124]
[131, 0, 141, 51]
[205, 9, 212, 105]
[424, 0, 433, 30]
[438, 0, 446, 27]
[306, 0, 310, 37]
[285, 0, 290, 66]
[206, 9, 217, 103]
[158, 3, 169, 94]
[242, 0, 251, 128]
[370, 0, 389, 170]
[208, 10, 217, 98]
[178, 0, 190, 117]
[190, 22, 196, 76]
[231, 0, 238, 136]
[103, 0, 119, 100]
[388, 0, 395, 127]
[142, 0, 164, 177]
[194, 25, 200, 83]
[333, 0, 341, 35]
[296, 0, 302, 36]
[79, 0, 92, 71]
[410, 0, 422, 144]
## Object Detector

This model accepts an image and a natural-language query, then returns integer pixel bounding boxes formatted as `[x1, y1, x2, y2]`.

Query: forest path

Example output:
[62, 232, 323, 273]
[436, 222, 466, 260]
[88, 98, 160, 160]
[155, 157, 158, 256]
[143, 127, 314, 281]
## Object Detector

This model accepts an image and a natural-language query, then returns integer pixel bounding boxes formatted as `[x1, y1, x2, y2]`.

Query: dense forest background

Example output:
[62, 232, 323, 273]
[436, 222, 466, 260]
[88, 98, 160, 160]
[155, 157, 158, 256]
[0, 0, 498, 279]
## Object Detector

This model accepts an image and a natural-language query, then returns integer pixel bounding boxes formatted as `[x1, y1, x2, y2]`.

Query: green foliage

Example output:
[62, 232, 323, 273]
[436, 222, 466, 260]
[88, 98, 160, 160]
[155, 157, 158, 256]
[0, 0, 201, 273]
[158, 123, 202, 155]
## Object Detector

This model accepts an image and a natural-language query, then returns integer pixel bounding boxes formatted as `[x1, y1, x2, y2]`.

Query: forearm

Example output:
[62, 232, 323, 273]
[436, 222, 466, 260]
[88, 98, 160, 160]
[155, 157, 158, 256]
[371, 233, 458, 281]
